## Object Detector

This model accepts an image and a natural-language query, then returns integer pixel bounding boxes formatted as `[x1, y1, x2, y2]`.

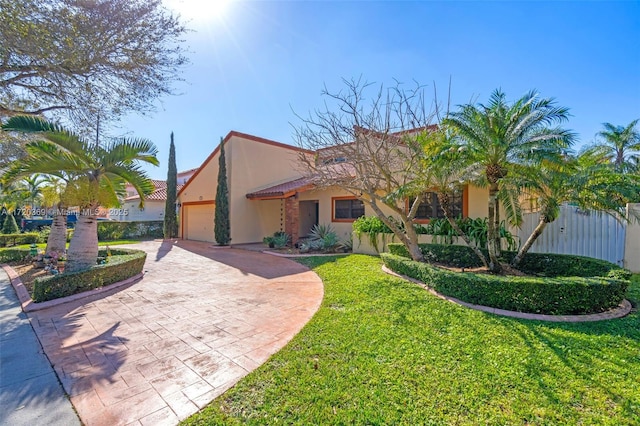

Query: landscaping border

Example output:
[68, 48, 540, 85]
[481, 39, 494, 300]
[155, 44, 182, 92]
[1, 263, 143, 312]
[382, 265, 632, 322]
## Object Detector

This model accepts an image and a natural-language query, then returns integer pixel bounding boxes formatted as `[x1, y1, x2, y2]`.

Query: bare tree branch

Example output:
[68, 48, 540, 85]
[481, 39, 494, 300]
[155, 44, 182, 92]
[292, 78, 439, 261]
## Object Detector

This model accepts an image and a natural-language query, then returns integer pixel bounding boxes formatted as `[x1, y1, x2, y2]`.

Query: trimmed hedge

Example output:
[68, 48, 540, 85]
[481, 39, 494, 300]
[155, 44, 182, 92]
[0, 233, 39, 247]
[380, 253, 629, 315]
[387, 243, 625, 278]
[0, 248, 30, 263]
[32, 248, 146, 303]
[388, 243, 487, 268]
[499, 251, 624, 278]
[97, 221, 163, 240]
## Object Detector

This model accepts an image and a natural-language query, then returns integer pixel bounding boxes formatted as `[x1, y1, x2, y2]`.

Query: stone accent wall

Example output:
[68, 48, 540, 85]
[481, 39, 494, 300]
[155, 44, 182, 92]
[285, 196, 299, 243]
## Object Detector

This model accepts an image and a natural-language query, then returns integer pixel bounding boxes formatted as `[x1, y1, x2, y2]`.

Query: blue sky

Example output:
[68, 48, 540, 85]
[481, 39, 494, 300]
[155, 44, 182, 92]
[121, 1, 640, 180]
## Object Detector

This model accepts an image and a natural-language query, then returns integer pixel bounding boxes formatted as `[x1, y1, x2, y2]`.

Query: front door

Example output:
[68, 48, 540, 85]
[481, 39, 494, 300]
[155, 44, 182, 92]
[298, 200, 319, 238]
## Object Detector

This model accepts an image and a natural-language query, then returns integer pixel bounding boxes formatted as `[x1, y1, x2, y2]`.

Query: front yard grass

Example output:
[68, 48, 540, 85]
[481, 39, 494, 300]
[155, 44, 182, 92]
[183, 256, 640, 425]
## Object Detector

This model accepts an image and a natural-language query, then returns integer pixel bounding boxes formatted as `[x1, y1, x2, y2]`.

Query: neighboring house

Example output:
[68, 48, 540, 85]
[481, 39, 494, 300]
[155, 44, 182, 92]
[177, 168, 197, 185]
[177, 130, 492, 245]
[113, 177, 188, 222]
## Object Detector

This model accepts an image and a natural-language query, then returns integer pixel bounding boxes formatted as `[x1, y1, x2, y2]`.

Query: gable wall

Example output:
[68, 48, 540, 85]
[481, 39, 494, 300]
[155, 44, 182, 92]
[227, 135, 310, 244]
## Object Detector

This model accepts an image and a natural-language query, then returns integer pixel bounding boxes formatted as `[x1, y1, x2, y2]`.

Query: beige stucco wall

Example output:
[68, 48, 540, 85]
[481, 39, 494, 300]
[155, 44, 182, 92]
[467, 185, 488, 219]
[624, 203, 640, 272]
[112, 200, 165, 222]
[228, 136, 310, 244]
[179, 145, 219, 205]
[179, 133, 315, 244]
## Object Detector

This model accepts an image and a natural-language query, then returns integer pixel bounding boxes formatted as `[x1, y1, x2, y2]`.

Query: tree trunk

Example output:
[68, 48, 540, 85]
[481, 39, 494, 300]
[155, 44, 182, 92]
[438, 192, 488, 268]
[368, 200, 424, 262]
[494, 197, 502, 256]
[487, 183, 502, 273]
[45, 205, 67, 256]
[66, 208, 99, 273]
[511, 216, 548, 268]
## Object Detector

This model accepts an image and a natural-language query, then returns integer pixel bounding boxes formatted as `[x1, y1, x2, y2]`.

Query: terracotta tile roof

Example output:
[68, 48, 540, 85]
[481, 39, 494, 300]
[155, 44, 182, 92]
[246, 177, 315, 200]
[125, 182, 184, 202]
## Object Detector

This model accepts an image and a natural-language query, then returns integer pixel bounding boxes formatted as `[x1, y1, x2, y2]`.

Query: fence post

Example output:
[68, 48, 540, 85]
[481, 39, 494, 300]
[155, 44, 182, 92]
[624, 203, 640, 273]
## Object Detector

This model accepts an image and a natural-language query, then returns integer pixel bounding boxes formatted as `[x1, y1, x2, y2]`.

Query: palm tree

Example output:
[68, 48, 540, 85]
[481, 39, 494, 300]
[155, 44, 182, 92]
[39, 176, 69, 255]
[512, 150, 640, 267]
[418, 127, 489, 267]
[12, 174, 47, 216]
[587, 119, 640, 173]
[2, 116, 158, 272]
[444, 89, 575, 273]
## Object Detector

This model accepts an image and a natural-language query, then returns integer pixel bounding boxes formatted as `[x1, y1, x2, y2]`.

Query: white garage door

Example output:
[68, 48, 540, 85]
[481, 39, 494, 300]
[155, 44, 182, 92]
[184, 204, 215, 242]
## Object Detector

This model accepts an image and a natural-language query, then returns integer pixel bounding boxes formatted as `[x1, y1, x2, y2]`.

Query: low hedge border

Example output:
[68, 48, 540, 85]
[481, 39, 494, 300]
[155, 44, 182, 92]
[0, 248, 30, 263]
[380, 253, 629, 315]
[386, 243, 627, 278]
[32, 248, 146, 303]
[0, 233, 39, 247]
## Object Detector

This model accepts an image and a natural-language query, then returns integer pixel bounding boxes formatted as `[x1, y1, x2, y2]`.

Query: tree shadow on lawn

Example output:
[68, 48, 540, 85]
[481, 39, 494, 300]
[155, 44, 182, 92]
[492, 310, 640, 419]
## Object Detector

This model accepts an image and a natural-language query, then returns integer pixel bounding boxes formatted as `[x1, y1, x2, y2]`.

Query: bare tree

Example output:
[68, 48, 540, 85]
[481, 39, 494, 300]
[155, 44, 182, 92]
[293, 78, 438, 262]
[0, 0, 188, 131]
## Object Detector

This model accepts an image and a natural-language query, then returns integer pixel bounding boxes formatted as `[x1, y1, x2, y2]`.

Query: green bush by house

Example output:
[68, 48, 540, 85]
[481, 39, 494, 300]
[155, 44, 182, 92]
[32, 248, 146, 302]
[380, 253, 629, 315]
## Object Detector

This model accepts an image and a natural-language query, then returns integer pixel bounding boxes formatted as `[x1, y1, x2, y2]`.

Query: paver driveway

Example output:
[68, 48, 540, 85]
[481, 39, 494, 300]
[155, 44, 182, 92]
[28, 240, 324, 426]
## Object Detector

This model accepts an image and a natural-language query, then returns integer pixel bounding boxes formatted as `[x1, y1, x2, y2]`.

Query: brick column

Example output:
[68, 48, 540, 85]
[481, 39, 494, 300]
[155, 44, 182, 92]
[284, 196, 299, 245]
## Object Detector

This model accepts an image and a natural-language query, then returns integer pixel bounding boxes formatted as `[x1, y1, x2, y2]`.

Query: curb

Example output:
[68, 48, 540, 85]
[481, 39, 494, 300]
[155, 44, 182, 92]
[382, 265, 632, 322]
[1, 263, 143, 312]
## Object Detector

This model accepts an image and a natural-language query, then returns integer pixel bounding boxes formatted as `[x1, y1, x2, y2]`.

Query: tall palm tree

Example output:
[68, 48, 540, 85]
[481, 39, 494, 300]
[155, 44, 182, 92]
[588, 119, 640, 173]
[39, 176, 69, 255]
[17, 174, 47, 216]
[418, 127, 489, 267]
[444, 89, 575, 273]
[2, 116, 158, 272]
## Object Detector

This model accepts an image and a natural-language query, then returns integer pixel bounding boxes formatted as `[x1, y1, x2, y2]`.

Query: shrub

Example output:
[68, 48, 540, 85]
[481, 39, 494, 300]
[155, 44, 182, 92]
[499, 251, 624, 278]
[388, 243, 626, 278]
[0, 233, 40, 247]
[607, 269, 633, 281]
[97, 221, 163, 240]
[308, 224, 340, 252]
[353, 215, 518, 251]
[380, 253, 629, 315]
[388, 243, 487, 268]
[271, 232, 290, 248]
[0, 248, 30, 263]
[32, 248, 146, 302]
[2, 213, 20, 234]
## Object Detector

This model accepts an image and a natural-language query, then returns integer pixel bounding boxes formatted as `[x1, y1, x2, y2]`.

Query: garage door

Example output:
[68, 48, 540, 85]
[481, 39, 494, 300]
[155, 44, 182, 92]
[184, 204, 215, 242]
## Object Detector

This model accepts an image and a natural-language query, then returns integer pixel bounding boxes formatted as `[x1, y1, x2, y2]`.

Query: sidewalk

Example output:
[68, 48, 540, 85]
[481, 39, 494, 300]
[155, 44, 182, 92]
[0, 269, 80, 426]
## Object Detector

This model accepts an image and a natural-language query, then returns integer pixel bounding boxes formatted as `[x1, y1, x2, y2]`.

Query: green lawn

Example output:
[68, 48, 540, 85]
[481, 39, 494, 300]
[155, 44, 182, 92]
[183, 256, 640, 425]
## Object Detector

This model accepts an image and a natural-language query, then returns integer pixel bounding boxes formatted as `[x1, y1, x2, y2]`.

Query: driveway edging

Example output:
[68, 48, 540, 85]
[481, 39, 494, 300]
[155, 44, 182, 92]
[1, 263, 143, 313]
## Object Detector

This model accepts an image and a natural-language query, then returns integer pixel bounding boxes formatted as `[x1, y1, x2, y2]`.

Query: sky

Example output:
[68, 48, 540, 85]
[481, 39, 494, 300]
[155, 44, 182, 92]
[120, 0, 640, 180]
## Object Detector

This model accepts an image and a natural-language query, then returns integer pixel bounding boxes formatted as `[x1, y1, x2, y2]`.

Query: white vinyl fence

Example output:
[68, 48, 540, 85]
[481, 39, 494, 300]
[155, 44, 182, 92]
[517, 204, 626, 266]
